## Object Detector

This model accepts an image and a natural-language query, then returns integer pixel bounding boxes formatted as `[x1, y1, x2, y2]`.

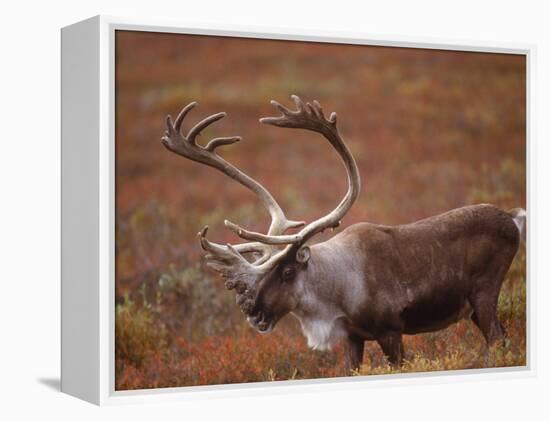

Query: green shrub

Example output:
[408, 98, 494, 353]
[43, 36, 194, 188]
[115, 294, 167, 367]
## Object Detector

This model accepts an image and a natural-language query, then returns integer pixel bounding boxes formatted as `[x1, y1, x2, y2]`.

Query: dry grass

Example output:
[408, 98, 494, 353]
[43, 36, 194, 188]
[114, 31, 526, 390]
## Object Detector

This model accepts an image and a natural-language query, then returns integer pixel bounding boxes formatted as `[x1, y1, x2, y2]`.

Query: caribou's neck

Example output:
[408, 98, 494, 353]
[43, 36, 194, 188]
[291, 233, 368, 351]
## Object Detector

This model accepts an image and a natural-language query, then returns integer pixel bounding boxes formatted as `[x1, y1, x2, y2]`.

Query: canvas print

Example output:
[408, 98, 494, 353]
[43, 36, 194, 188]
[115, 30, 526, 390]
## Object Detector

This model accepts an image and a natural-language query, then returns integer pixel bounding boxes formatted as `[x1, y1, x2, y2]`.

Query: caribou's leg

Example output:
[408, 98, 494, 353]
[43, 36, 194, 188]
[469, 258, 514, 347]
[470, 305, 505, 346]
[470, 295, 504, 346]
[377, 331, 404, 366]
[469, 237, 520, 348]
[344, 335, 365, 374]
[470, 292, 505, 368]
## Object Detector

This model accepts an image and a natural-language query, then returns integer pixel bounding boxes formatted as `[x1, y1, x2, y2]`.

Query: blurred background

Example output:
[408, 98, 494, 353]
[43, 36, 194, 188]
[115, 31, 526, 390]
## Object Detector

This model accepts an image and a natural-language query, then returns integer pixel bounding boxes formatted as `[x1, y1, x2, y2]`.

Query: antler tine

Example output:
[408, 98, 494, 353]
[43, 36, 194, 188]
[224, 220, 303, 245]
[292, 95, 306, 112]
[205, 136, 241, 152]
[271, 100, 293, 115]
[197, 226, 272, 263]
[174, 101, 197, 131]
[228, 95, 361, 249]
[187, 112, 226, 144]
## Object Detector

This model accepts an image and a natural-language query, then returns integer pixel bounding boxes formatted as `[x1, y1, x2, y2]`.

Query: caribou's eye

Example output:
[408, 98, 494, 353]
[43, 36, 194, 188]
[282, 267, 296, 282]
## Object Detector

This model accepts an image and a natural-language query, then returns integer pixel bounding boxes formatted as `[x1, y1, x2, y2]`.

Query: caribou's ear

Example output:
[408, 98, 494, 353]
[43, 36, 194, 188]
[296, 246, 311, 264]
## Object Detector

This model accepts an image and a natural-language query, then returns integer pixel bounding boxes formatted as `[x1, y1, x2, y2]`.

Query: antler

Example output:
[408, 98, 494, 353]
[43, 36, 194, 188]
[226, 95, 361, 248]
[161, 101, 305, 265]
[161, 96, 361, 306]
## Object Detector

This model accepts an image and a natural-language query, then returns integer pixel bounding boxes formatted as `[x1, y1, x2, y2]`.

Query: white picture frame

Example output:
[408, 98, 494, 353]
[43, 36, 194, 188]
[61, 15, 535, 406]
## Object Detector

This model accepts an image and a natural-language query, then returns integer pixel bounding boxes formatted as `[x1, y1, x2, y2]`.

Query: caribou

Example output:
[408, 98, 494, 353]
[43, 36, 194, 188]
[161, 95, 526, 372]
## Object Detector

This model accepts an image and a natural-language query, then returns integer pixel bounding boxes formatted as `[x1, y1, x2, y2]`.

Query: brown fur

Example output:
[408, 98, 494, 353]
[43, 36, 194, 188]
[247, 204, 521, 369]
[337, 204, 520, 366]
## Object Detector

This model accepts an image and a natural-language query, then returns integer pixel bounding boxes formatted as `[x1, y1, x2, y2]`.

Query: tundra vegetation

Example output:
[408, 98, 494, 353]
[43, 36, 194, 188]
[115, 32, 526, 390]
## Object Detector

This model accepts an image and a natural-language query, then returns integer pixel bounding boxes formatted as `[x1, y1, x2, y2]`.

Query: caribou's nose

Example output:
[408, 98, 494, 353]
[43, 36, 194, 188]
[235, 281, 247, 294]
[241, 299, 255, 315]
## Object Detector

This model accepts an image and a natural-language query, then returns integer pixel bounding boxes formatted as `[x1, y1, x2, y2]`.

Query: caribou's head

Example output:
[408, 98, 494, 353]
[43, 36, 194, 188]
[161, 95, 360, 333]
